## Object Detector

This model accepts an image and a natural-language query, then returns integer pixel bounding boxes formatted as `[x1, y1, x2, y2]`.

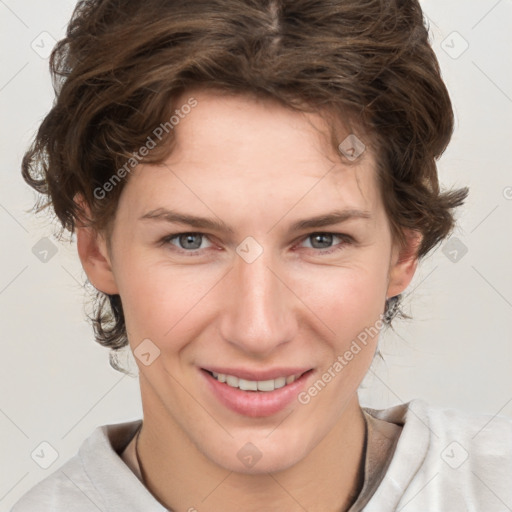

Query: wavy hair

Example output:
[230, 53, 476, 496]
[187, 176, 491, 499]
[22, 0, 468, 373]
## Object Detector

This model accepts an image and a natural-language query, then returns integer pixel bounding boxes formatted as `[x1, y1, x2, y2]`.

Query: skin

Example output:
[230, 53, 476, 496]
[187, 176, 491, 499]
[77, 88, 420, 512]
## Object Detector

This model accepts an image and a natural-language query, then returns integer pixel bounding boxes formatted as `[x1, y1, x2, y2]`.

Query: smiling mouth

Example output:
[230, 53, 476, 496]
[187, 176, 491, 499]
[203, 369, 312, 392]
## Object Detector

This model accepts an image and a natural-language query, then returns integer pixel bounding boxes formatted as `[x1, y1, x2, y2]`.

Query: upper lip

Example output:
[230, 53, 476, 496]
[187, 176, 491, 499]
[202, 367, 312, 381]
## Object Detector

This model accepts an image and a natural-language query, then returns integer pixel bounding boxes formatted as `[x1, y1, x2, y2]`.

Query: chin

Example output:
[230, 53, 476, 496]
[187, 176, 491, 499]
[201, 434, 310, 475]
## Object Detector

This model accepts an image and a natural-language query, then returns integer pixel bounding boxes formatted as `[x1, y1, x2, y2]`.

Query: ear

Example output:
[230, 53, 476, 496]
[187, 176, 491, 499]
[74, 195, 119, 295]
[386, 229, 422, 299]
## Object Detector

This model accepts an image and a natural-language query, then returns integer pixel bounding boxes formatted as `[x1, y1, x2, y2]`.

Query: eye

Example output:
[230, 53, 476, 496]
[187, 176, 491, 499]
[159, 231, 354, 256]
[161, 232, 213, 253]
[297, 232, 353, 254]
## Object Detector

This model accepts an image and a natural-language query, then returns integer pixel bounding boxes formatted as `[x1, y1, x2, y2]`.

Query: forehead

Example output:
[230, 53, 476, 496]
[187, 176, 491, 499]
[121, 88, 381, 220]
[170, 88, 369, 168]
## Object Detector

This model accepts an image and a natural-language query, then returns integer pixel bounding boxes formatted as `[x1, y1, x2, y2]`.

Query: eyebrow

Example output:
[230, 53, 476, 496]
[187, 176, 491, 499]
[139, 208, 372, 233]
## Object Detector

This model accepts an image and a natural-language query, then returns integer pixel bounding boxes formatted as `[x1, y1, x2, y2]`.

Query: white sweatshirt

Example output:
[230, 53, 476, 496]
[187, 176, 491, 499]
[9, 399, 512, 511]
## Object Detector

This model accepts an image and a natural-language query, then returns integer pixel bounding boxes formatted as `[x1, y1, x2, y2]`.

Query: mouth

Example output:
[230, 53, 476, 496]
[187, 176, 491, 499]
[202, 369, 311, 392]
[199, 367, 315, 417]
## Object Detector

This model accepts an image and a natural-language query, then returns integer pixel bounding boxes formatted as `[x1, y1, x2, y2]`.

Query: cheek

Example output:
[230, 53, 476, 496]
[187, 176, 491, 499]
[300, 266, 388, 398]
[115, 257, 219, 348]
[114, 240, 390, 353]
[292, 261, 388, 338]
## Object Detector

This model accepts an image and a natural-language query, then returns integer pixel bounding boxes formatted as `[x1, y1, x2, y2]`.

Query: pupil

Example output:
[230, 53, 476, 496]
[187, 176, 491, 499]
[180, 233, 202, 250]
[312, 233, 332, 248]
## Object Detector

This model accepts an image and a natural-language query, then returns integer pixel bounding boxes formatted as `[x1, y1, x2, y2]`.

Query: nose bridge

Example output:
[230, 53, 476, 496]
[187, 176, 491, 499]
[219, 245, 295, 355]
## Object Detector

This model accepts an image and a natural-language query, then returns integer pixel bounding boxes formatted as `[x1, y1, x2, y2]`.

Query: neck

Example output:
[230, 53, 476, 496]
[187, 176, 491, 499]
[136, 382, 367, 512]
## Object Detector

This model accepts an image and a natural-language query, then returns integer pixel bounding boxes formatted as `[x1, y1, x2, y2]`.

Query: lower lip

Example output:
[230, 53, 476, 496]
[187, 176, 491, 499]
[200, 369, 314, 417]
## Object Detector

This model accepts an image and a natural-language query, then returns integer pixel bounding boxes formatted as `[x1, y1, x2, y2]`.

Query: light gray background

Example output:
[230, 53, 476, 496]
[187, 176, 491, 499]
[1, 0, 511, 509]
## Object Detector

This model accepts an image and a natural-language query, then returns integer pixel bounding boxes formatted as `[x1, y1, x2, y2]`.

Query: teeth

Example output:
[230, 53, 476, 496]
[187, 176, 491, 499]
[239, 378, 258, 391]
[258, 379, 276, 392]
[226, 374, 238, 387]
[273, 377, 286, 389]
[210, 371, 301, 392]
[286, 375, 297, 385]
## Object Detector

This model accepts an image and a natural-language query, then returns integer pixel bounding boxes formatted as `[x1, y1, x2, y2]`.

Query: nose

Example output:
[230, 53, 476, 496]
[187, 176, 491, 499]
[218, 246, 297, 358]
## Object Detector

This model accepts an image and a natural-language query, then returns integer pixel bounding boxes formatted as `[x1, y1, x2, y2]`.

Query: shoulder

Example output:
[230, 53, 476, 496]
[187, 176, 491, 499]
[368, 398, 512, 458]
[10, 420, 143, 512]
[364, 399, 512, 511]
[9, 454, 104, 512]
[408, 399, 512, 472]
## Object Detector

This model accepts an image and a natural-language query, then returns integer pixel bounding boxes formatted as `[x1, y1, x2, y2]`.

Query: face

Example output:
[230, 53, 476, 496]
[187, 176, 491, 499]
[80, 88, 417, 474]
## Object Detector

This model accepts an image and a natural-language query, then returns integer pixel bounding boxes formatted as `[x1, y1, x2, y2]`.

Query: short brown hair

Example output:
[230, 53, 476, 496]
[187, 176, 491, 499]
[22, 0, 468, 372]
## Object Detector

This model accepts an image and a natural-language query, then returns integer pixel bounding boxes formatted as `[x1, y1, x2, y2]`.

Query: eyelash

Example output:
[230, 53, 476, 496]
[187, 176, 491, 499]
[159, 232, 354, 257]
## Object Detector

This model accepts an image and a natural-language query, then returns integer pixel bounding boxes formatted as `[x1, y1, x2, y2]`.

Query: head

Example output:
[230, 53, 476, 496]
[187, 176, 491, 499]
[23, 0, 467, 473]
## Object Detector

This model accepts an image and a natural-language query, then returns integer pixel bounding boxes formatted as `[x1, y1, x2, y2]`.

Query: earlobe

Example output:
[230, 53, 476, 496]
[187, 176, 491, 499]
[76, 226, 119, 295]
[386, 229, 422, 299]
[74, 195, 119, 295]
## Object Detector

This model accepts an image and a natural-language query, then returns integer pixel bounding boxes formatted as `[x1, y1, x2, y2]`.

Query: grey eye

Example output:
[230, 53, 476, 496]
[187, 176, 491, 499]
[308, 233, 334, 249]
[177, 233, 204, 250]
